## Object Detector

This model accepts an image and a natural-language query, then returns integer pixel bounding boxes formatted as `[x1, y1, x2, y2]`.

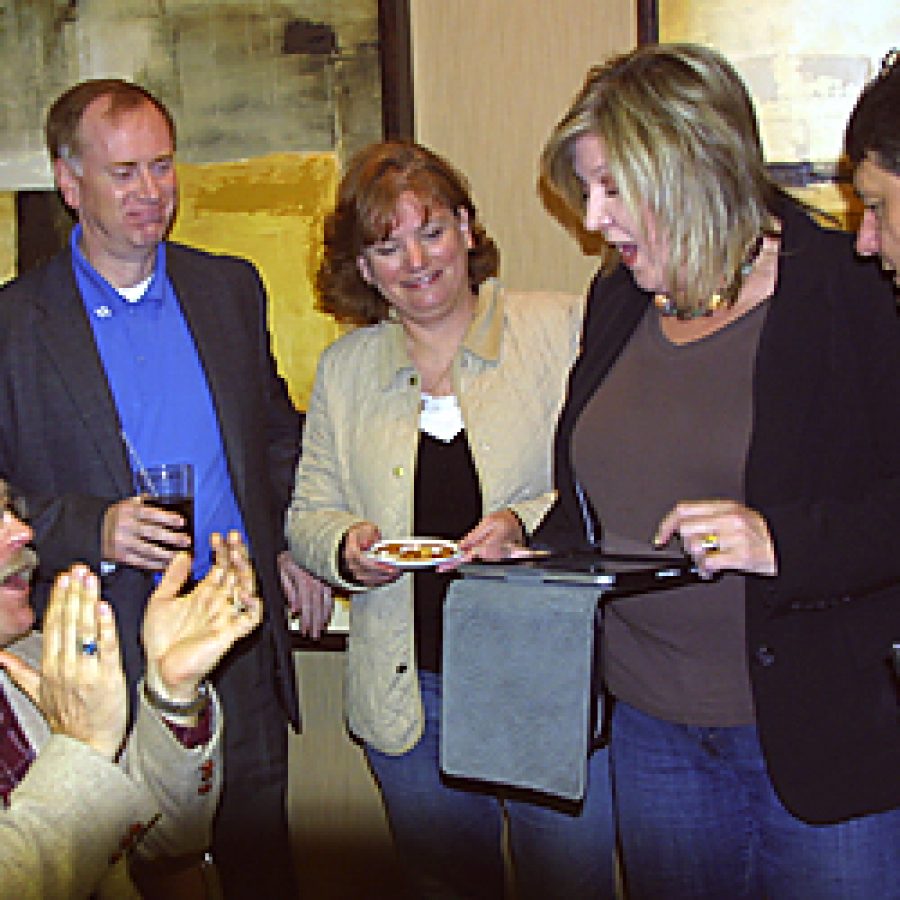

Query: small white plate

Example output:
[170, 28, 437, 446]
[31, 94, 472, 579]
[366, 538, 461, 569]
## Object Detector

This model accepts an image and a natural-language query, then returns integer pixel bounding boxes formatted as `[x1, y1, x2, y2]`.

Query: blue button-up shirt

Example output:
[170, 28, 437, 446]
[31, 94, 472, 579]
[71, 226, 246, 578]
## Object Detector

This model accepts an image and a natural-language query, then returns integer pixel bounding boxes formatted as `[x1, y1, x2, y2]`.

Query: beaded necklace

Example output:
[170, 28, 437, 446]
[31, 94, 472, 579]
[653, 232, 767, 320]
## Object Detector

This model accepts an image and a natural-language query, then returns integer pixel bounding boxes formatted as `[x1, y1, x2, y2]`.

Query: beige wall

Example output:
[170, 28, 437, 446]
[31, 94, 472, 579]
[410, 0, 636, 297]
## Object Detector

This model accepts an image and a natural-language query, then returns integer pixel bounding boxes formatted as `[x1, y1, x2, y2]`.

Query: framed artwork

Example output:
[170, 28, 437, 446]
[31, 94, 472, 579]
[635, 0, 897, 188]
[0, 0, 412, 191]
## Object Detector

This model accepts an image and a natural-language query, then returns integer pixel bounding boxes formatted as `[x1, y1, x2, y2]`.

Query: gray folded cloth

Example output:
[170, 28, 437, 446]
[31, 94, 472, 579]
[440, 575, 600, 801]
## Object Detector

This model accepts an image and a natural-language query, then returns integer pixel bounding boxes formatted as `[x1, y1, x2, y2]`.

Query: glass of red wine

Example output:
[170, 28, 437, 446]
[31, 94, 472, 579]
[137, 463, 195, 588]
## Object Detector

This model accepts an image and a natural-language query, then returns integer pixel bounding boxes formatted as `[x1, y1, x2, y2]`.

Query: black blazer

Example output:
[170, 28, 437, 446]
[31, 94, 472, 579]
[0, 243, 302, 727]
[537, 200, 900, 824]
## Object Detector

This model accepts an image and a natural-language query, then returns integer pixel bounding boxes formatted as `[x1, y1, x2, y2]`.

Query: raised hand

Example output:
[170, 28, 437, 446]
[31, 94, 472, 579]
[0, 565, 127, 760]
[141, 533, 263, 706]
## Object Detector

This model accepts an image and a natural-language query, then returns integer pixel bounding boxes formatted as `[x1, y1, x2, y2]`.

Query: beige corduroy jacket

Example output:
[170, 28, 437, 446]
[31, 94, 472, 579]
[286, 280, 584, 753]
[0, 631, 223, 899]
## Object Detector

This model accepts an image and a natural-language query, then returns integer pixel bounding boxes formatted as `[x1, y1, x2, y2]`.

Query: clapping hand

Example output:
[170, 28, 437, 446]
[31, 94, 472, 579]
[141, 531, 263, 708]
[0, 565, 127, 760]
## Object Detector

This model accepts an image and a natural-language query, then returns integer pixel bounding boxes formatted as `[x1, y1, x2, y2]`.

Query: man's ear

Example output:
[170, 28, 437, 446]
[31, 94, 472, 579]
[357, 254, 374, 286]
[54, 158, 81, 212]
[457, 207, 473, 250]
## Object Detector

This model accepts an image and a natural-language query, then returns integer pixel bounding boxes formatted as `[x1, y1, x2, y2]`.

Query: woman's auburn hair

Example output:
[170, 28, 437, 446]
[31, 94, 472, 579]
[541, 43, 777, 313]
[316, 140, 499, 325]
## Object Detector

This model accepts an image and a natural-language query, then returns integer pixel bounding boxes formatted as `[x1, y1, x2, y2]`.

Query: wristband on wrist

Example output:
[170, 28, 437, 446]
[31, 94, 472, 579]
[143, 679, 210, 718]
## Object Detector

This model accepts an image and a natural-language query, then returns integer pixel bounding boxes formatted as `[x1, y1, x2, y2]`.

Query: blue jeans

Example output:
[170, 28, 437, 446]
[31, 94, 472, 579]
[364, 670, 616, 899]
[611, 700, 900, 900]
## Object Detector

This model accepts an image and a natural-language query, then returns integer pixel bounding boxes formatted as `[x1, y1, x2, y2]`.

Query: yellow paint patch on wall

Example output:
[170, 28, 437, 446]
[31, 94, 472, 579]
[0, 192, 16, 285]
[171, 152, 341, 410]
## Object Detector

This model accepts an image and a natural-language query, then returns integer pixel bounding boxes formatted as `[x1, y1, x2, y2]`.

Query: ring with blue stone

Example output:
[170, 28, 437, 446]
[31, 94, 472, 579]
[78, 637, 99, 657]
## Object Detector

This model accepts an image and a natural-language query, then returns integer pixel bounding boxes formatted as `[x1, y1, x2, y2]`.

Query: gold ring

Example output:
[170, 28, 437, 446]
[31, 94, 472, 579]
[699, 533, 720, 552]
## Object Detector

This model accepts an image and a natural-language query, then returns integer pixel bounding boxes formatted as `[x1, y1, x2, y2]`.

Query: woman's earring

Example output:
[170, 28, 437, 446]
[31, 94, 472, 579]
[357, 255, 375, 286]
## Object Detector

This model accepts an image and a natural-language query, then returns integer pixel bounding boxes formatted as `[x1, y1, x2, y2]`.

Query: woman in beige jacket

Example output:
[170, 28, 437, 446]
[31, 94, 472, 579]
[286, 141, 615, 899]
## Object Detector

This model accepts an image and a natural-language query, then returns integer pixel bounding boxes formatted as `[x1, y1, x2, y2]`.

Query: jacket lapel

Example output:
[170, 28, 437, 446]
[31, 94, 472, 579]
[746, 205, 827, 505]
[3, 633, 50, 751]
[34, 253, 132, 494]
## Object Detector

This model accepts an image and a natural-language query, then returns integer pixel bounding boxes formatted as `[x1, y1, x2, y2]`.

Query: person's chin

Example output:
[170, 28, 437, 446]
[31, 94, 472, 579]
[631, 270, 662, 295]
[126, 213, 172, 243]
[133, 223, 168, 244]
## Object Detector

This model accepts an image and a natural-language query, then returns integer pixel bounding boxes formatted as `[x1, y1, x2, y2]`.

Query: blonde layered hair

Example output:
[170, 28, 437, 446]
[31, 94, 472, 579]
[542, 43, 777, 316]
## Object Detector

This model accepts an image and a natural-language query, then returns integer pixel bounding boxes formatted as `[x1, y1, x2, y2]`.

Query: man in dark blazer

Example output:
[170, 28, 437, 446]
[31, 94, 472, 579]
[0, 79, 319, 898]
